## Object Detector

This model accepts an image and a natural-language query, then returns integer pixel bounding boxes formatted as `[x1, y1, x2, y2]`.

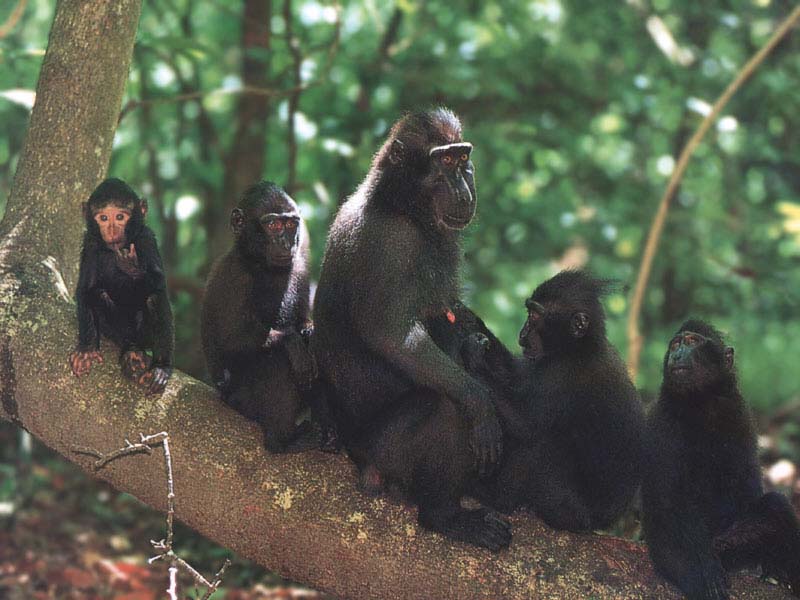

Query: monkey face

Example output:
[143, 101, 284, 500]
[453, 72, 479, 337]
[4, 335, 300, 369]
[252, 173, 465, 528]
[261, 213, 300, 266]
[426, 142, 477, 230]
[93, 204, 132, 250]
[663, 329, 734, 393]
[230, 186, 303, 269]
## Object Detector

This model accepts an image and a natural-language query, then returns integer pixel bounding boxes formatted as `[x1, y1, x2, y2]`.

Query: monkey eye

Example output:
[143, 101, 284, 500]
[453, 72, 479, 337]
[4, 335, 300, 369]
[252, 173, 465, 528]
[670, 338, 681, 352]
[460, 153, 469, 162]
[686, 334, 700, 347]
[285, 220, 298, 230]
[99, 215, 108, 222]
[266, 220, 283, 232]
[116, 213, 126, 221]
[442, 155, 453, 165]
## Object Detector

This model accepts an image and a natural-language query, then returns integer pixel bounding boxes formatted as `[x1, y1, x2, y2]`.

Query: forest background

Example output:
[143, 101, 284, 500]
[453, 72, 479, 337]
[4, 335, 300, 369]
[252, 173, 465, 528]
[1, 0, 799, 597]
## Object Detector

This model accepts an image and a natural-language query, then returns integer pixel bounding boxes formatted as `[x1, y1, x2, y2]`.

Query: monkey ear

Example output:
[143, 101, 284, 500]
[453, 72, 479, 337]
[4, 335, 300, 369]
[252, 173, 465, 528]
[388, 139, 404, 165]
[724, 346, 735, 371]
[570, 312, 590, 338]
[230, 208, 245, 235]
[139, 198, 148, 218]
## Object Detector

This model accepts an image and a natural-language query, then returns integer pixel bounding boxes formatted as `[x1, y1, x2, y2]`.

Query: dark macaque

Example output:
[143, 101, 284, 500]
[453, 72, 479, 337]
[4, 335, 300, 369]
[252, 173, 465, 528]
[69, 178, 174, 394]
[201, 181, 337, 454]
[473, 271, 645, 532]
[312, 108, 510, 551]
[643, 319, 800, 599]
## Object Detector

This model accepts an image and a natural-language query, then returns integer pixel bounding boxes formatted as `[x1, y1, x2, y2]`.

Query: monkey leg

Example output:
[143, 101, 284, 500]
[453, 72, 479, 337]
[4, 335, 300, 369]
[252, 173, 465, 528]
[523, 438, 593, 532]
[365, 390, 512, 551]
[715, 492, 800, 595]
[119, 347, 151, 381]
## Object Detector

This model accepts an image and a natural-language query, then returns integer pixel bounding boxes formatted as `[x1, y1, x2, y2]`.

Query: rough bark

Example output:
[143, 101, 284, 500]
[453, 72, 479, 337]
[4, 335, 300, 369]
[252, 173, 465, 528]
[0, 2, 794, 599]
[0, 0, 143, 288]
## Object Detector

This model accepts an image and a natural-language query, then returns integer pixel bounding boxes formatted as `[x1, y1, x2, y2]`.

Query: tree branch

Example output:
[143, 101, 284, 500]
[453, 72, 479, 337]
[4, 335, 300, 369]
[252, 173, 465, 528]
[0, 291, 792, 599]
[0, 2, 794, 598]
[626, 4, 800, 380]
[0, 0, 27, 40]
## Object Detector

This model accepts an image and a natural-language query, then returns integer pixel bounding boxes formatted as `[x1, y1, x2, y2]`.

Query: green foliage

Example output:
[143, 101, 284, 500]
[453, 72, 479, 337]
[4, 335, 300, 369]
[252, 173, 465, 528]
[2, 0, 799, 409]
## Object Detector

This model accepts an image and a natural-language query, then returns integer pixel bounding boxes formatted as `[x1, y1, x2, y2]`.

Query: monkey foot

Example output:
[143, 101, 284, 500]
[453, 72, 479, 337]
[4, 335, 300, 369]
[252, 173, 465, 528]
[358, 464, 385, 496]
[420, 506, 511, 552]
[120, 350, 150, 381]
[318, 425, 341, 453]
[69, 350, 103, 377]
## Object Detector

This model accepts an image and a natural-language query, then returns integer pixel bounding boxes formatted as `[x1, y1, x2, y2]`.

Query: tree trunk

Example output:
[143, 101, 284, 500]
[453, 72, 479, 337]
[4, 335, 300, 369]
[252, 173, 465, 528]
[207, 0, 273, 264]
[0, 0, 143, 288]
[0, 2, 793, 599]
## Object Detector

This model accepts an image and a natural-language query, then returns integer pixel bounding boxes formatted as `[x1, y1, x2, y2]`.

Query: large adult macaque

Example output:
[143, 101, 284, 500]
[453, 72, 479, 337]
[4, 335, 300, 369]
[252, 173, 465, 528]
[201, 181, 336, 453]
[643, 320, 800, 599]
[69, 178, 174, 394]
[312, 108, 510, 551]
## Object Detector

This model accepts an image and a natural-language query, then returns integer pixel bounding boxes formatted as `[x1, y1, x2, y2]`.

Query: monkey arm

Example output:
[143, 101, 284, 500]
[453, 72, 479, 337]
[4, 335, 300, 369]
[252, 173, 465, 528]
[146, 290, 174, 368]
[130, 229, 167, 292]
[642, 428, 729, 599]
[354, 271, 503, 473]
[75, 245, 100, 350]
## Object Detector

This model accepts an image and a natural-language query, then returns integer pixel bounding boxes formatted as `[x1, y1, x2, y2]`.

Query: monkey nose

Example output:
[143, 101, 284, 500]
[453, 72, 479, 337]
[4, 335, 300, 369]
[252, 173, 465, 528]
[518, 324, 530, 347]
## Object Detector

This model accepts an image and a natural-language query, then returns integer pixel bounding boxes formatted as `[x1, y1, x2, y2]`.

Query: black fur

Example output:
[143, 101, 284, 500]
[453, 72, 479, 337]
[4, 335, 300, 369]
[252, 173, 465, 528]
[311, 108, 511, 551]
[72, 178, 174, 394]
[474, 270, 645, 532]
[201, 181, 336, 453]
[643, 319, 800, 599]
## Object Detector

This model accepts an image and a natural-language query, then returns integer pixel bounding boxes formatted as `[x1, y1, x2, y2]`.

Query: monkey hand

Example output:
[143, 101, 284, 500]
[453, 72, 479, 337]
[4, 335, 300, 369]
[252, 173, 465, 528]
[69, 349, 103, 377]
[115, 244, 144, 279]
[468, 402, 503, 477]
[138, 365, 172, 395]
[98, 289, 115, 308]
[263, 328, 288, 349]
[284, 332, 318, 385]
[300, 323, 314, 341]
[691, 561, 729, 600]
[461, 332, 490, 373]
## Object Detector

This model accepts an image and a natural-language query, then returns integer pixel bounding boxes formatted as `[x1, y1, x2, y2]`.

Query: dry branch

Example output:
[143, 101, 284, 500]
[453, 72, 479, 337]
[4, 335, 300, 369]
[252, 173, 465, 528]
[625, 4, 800, 380]
[74, 432, 231, 599]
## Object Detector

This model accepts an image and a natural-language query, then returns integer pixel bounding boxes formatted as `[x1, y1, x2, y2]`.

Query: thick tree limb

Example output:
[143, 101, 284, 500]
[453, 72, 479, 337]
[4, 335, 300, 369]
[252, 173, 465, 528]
[0, 1, 793, 598]
[0, 263, 792, 600]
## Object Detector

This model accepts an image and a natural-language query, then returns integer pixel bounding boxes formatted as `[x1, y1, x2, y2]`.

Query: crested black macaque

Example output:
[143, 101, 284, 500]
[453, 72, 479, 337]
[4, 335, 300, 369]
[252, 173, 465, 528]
[201, 181, 337, 454]
[643, 319, 800, 599]
[70, 178, 174, 394]
[473, 271, 645, 532]
[311, 108, 511, 551]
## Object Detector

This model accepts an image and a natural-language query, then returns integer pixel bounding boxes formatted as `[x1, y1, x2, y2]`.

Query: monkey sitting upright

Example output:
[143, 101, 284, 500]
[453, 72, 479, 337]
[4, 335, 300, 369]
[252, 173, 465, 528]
[69, 178, 174, 394]
[201, 181, 336, 453]
[643, 319, 800, 599]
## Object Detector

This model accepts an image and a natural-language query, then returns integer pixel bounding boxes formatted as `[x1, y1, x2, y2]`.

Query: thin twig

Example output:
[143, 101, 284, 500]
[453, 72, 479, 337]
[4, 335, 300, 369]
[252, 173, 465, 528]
[0, 0, 27, 39]
[72, 432, 230, 599]
[625, 4, 800, 380]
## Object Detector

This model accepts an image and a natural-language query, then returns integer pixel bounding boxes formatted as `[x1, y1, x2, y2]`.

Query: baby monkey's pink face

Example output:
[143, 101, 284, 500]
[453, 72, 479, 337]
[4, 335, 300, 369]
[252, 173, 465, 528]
[93, 204, 131, 250]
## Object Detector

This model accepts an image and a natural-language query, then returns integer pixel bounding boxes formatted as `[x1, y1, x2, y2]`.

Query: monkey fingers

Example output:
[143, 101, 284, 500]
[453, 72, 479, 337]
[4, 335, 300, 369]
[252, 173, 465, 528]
[319, 425, 340, 453]
[114, 244, 144, 279]
[138, 366, 172, 395]
[470, 414, 503, 477]
[263, 328, 287, 349]
[120, 350, 150, 381]
[69, 350, 103, 377]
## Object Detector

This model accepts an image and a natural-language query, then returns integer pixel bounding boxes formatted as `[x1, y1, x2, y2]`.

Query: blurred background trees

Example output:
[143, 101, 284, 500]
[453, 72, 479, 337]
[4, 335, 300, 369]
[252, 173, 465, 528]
[1, 0, 799, 596]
